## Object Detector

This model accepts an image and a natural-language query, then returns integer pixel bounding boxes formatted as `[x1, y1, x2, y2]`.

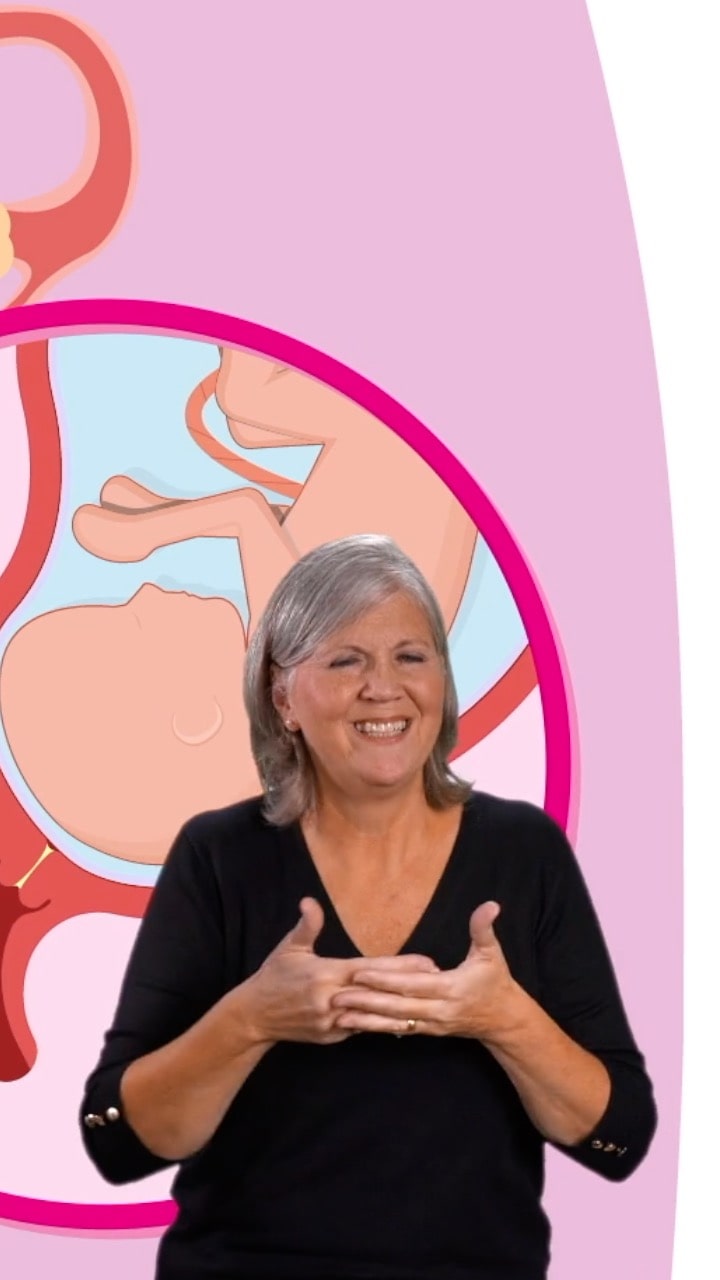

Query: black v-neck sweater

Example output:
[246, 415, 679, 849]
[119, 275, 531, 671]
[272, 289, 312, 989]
[81, 793, 656, 1279]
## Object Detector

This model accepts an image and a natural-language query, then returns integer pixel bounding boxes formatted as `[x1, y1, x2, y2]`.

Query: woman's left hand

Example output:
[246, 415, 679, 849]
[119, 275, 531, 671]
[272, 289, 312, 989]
[331, 901, 521, 1042]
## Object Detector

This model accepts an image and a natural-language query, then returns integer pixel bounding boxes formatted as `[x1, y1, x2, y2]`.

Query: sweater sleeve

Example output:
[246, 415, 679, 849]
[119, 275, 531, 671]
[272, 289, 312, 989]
[533, 817, 657, 1181]
[79, 823, 227, 1186]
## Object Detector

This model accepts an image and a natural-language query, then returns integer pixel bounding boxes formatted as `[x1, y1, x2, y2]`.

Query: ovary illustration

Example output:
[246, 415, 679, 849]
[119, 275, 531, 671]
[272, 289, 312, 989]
[0, 204, 14, 278]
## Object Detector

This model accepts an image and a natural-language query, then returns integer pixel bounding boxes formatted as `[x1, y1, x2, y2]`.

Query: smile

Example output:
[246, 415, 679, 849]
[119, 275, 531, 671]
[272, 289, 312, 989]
[353, 719, 410, 738]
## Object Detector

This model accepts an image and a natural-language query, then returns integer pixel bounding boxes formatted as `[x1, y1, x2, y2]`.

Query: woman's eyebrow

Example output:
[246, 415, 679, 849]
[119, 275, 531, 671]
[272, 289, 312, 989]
[324, 638, 432, 654]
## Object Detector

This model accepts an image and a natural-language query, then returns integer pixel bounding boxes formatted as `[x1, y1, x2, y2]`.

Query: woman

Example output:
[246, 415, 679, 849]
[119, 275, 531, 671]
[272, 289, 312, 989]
[80, 534, 656, 1279]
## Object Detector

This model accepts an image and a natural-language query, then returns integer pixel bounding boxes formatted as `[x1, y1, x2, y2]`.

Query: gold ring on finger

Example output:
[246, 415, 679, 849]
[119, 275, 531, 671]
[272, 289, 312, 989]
[395, 1017, 418, 1040]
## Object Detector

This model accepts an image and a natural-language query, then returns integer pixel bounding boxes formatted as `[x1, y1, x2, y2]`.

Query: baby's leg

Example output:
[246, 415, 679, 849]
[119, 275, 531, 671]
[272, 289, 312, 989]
[73, 485, 298, 633]
[214, 350, 477, 629]
[284, 426, 476, 630]
[97, 474, 290, 523]
[99, 476, 184, 510]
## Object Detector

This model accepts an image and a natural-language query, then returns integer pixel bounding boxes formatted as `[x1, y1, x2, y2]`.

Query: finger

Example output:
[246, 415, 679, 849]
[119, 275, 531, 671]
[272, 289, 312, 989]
[348, 970, 447, 997]
[282, 898, 325, 951]
[331, 989, 442, 1020]
[334, 1011, 434, 1037]
[318, 1029, 357, 1045]
[468, 900, 501, 953]
[348, 954, 438, 975]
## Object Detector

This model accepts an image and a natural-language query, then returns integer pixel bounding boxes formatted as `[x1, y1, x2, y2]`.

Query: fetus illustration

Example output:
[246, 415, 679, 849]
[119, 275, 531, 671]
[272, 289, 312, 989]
[0, 324, 547, 1174]
[0, 343, 555, 1216]
[2, 341, 540, 872]
[0, 8, 563, 1228]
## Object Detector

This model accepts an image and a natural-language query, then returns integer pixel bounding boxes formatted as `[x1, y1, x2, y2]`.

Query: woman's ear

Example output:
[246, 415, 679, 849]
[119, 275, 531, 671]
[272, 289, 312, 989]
[270, 664, 298, 731]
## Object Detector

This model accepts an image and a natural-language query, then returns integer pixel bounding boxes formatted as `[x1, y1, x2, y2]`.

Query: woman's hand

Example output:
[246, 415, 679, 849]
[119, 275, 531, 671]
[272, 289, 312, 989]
[110, 894, 438, 1167]
[330, 902, 521, 1041]
[238, 897, 439, 1047]
[331, 901, 613, 1145]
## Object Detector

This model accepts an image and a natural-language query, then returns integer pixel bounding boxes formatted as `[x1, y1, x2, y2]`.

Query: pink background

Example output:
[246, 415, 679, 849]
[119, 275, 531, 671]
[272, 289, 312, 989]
[0, 2, 680, 1278]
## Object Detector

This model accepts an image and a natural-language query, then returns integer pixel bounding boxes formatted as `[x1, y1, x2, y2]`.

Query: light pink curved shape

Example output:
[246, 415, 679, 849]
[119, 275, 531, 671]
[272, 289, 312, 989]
[0, 346, 30, 576]
[453, 688, 546, 806]
[0, 913, 173, 1205]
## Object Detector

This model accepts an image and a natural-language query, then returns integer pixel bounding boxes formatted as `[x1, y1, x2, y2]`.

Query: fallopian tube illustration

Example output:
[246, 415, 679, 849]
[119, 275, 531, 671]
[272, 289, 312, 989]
[0, 6, 136, 307]
[0, 6, 138, 1088]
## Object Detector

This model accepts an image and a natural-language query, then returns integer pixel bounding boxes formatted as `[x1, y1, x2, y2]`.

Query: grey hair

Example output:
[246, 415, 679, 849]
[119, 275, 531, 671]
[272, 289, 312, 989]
[243, 533, 472, 825]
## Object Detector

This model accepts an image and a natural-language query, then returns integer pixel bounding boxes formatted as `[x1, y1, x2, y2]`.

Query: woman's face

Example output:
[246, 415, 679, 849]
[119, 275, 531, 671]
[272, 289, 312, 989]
[276, 592, 446, 804]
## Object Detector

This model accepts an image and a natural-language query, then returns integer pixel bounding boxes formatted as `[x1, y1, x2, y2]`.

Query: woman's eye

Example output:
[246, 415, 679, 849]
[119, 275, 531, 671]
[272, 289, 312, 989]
[327, 652, 428, 669]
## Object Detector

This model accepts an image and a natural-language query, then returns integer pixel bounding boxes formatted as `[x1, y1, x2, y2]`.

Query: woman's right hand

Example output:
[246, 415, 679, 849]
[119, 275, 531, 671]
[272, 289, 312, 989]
[236, 898, 437, 1047]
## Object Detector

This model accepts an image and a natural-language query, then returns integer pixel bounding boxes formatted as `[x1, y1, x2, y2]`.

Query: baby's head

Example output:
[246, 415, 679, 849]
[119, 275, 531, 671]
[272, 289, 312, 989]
[0, 585, 255, 863]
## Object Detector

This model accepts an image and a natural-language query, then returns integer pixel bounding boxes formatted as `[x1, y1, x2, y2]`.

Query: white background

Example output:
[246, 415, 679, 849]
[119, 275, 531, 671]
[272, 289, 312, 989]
[586, 2, 720, 1274]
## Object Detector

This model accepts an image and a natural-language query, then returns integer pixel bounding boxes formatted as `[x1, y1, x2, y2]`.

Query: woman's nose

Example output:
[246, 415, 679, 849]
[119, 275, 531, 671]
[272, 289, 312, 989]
[359, 658, 401, 699]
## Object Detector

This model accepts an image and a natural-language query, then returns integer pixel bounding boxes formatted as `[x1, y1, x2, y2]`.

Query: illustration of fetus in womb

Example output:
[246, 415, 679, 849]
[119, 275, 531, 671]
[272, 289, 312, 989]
[1, 349, 479, 870]
[0, 17, 537, 1197]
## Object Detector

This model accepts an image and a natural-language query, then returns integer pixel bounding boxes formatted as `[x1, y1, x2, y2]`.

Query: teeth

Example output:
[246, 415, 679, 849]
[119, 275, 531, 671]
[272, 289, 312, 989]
[355, 720, 408, 736]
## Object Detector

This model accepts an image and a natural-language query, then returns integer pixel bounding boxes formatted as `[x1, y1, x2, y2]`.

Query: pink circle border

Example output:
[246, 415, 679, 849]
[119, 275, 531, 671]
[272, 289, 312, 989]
[0, 297, 574, 1232]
